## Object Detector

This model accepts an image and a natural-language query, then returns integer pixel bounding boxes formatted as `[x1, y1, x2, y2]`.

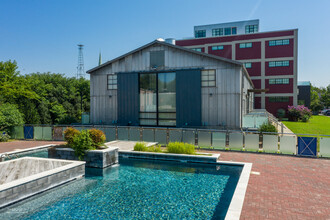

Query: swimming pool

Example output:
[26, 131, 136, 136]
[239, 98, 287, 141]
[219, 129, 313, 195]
[0, 158, 243, 219]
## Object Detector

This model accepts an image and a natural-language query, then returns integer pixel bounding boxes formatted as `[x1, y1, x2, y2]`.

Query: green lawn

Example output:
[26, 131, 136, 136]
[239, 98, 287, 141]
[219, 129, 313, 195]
[282, 115, 330, 136]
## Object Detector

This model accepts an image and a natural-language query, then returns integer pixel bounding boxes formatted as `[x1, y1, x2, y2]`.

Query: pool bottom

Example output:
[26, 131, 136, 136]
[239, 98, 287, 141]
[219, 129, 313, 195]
[0, 158, 242, 220]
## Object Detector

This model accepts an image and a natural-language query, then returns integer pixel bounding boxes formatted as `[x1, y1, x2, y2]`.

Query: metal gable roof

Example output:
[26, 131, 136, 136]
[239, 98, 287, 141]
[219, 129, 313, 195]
[86, 40, 254, 88]
[87, 40, 243, 73]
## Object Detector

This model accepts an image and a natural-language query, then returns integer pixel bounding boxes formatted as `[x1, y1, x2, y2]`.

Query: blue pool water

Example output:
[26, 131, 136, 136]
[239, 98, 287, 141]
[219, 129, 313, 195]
[4, 149, 49, 161]
[0, 157, 242, 219]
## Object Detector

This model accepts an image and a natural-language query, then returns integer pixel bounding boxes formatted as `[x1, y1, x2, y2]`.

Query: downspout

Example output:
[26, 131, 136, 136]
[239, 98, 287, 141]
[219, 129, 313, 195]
[241, 69, 244, 129]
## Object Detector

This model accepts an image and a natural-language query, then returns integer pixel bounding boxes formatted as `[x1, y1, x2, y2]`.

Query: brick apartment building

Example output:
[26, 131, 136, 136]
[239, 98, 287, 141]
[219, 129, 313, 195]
[175, 20, 298, 116]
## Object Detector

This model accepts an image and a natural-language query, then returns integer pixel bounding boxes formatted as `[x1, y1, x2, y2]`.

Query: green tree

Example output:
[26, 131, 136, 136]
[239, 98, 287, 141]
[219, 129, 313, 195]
[1, 60, 90, 125]
[0, 103, 24, 131]
[310, 86, 323, 112]
[311, 85, 330, 111]
[320, 85, 330, 108]
[0, 60, 39, 103]
[24, 72, 90, 124]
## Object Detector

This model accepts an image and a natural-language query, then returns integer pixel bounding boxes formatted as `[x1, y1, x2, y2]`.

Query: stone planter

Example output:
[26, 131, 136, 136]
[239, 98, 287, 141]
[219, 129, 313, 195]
[49, 146, 118, 168]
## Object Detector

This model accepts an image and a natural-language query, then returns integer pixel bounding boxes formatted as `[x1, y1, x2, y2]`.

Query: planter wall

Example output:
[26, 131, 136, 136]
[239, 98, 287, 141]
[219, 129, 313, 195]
[49, 147, 118, 168]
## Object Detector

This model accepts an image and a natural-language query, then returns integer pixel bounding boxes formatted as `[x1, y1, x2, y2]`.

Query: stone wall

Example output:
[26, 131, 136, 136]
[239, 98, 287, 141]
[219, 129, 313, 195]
[49, 147, 119, 168]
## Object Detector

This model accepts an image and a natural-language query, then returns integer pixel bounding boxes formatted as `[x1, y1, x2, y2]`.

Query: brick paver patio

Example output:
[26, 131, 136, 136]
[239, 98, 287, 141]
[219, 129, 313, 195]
[0, 141, 329, 219]
[206, 151, 330, 220]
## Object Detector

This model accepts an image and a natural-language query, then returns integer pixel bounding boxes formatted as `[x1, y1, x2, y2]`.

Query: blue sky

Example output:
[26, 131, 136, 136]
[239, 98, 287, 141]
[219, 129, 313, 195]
[0, 0, 329, 87]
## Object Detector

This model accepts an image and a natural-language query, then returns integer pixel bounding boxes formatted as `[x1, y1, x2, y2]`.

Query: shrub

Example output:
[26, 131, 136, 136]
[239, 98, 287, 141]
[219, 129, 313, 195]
[288, 105, 312, 122]
[301, 114, 310, 122]
[258, 122, 277, 133]
[287, 106, 300, 121]
[64, 127, 80, 147]
[134, 142, 148, 151]
[147, 145, 163, 153]
[71, 130, 94, 160]
[167, 142, 196, 155]
[88, 129, 106, 148]
[0, 131, 10, 142]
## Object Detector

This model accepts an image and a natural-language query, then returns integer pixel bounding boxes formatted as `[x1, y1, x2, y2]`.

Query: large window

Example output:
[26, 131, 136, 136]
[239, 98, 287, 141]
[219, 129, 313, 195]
[139, 74, 157, 125]
[239, 42, 252, 48]
[211, 45, 224, 50]
[158, 73, 176, 126]
[107, 74, 117, 90]
[269, 78, 290, 84]
[269, 96, 290, 102]
[269, 39, 290, 46]
[245, 25, 258, 33]
[191, 48, 202, 52]
[201, 70, 216, 87]
[224, 27, 232, 35]
[212, 28, 223, 36]
[232, 27, 237, 35]
[139, 72, 176, 126]
[195, 30, 206, 38]
[269, 61, 290, 67]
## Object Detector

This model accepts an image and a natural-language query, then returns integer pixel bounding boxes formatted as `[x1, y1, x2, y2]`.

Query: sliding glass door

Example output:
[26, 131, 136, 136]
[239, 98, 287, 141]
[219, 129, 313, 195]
[139, 73, 157, 125]
[139, 72, 176, 126]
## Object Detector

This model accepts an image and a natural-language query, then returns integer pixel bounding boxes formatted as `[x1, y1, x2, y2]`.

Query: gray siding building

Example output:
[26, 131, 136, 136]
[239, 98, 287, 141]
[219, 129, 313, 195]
[87, 40, 254, 129]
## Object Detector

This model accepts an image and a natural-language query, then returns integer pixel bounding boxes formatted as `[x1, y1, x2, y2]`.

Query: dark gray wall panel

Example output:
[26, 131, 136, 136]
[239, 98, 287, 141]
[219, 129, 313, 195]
[176, 69, 201, 127]
[117, 73, 139, 125]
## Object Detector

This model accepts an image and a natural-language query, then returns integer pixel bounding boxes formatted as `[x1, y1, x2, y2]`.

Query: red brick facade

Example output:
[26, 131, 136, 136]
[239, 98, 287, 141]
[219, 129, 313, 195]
[176, 29, 298, 116]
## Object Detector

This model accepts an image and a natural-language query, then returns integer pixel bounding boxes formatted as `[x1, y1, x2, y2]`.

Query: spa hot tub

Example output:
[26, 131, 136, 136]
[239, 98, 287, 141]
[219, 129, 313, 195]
[0, 157, 85, 208]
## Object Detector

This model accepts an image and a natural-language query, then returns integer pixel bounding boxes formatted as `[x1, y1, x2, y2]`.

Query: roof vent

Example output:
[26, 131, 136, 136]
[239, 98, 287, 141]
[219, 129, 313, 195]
[156, 38, 165, 42]
[165, 38, 176, 45]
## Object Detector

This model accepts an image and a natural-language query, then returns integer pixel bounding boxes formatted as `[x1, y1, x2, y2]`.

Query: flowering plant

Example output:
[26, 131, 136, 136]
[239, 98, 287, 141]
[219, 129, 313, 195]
[288, 105, 312, 122]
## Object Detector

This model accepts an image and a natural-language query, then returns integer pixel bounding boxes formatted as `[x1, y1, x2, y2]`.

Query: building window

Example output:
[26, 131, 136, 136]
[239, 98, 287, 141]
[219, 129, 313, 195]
[212, 28, 223, 36]
[201, 70, 216, 87]
[191, 48, 202, 52]
[244, 63, 252, 68]
[269, 60, 290, 67]
[211, 45, 224, 50]
[245, 25, 258, 33]
[107, 74, 117, 90]
[195, 30, 206, 38]
[269, 96, 290, 102]
[239, 43, 252, 48]
[150, 51, 165, 68]
[224, 27, 232, 35]
[139, 72, 176, 126]
[269, 39, 290, 46]
[232, 27, 237, 35]
[269, 78, 290, 84]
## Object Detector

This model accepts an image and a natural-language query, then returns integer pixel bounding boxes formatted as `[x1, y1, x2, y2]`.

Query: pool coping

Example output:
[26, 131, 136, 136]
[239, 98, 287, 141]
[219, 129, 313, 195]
[219, 161, 252, 220]
[119, 150, 220, 163]
[1, 144, 57, 157]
